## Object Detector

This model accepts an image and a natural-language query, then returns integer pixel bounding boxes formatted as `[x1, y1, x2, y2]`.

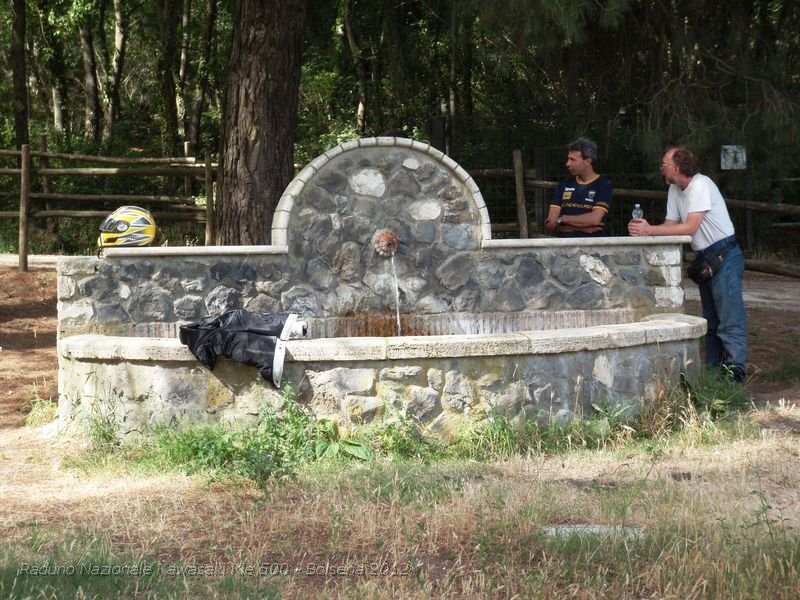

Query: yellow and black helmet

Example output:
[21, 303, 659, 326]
[97, 206, 157, 249]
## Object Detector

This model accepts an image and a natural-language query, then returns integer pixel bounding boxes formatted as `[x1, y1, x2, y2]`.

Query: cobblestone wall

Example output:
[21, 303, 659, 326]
[57, 138, 686, 339]
[58, 319, 703, 439]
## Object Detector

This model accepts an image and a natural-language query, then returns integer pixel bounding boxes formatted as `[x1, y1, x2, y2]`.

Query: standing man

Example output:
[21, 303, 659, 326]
[546, 137, 613, 237]
[628, 146, 747, 383]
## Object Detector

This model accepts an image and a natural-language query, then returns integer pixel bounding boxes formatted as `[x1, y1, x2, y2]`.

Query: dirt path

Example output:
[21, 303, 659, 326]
[682, 271, 800, 405]
[0, 262, 59, 428]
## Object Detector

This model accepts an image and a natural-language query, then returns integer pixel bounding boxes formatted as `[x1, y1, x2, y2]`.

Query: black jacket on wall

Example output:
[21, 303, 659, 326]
[179, 309, 305, 388]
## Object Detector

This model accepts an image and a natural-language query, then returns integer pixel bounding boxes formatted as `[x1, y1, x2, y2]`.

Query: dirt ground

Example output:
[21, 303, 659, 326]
[0, 262, 59, 428]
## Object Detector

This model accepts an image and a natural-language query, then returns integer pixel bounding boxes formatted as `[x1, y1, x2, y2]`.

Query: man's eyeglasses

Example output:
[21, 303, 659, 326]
[660, 162, 674, 168]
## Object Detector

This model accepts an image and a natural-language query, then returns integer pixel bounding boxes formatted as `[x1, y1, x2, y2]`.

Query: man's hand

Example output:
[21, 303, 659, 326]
[545, 214, 559, 231]
[628, 218, 650, 236]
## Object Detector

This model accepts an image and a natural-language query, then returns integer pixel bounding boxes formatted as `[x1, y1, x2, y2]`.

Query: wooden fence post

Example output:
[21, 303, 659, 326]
[513, 149, 529, 238]
[183, 141, 193, 197]
[216, 161, 223, 243]
[39, 134, 57, 236]
[205, 154, 214, 245]
[534, 148, 547, 232]
[18, 144, 30, 272]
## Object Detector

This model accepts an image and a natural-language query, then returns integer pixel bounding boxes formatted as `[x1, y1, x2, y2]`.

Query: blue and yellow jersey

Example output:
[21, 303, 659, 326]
[552, 175, 613, 218]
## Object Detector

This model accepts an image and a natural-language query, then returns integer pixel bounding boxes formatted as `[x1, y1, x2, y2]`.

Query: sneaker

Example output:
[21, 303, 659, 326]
[722, 363, 746, 384]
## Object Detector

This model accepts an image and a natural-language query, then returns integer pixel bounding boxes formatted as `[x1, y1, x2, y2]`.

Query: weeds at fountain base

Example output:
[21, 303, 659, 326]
[63, 371, 765, 485]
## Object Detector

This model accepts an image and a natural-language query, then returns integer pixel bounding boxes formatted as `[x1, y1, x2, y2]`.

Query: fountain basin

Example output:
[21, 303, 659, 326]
[56, 137, 704, 439]
[58, 313, 703, 438]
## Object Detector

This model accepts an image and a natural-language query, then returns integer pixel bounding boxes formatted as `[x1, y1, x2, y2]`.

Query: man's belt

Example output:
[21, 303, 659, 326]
[699, 235, 737, 257]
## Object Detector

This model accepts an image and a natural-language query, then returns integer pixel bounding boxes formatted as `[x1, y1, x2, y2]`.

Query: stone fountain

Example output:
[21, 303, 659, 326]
[56, 137, 704, 438]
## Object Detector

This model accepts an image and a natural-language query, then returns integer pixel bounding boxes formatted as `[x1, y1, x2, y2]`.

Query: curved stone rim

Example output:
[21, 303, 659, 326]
[58, 314, 706, 362]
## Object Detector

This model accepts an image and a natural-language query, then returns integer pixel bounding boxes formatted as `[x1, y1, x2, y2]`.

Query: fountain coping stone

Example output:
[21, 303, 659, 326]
[59, 313, 706, 362]
[99, 235, 692, 258]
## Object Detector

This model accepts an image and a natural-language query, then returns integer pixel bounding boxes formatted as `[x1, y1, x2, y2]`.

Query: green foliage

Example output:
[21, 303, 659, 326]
[448, 414, 527, 460]
[2, 0, 798, 167]
[295, 55, 359, 163]
[86, 392, 122, 451]
[440, 371, 757, 460]
[682, 368, 750, 420]
[314, 419, 373, 461]
[0, 220, 17, 253]
[24, 388, 58, 428]
[766, 356, 800, 383]
[366, 412, 445, 460]
[0, 543, 164, 599]
[30, 217, 100, 255]
[0, 0, 798, 255]
[1, 533, 281, 599]
[136, 386, 371, 485]
[335, 460, 491, 506]
[149, 388, 314, 483]
[68, 370, 766, 489]
[444, 402, 637, 460]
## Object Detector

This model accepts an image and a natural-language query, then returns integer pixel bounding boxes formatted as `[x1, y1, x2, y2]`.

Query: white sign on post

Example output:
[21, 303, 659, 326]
[720, 145, 747, 170]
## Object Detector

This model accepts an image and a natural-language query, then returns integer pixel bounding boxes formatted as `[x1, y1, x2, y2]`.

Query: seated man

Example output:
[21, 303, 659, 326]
[546, 137, 613, 237]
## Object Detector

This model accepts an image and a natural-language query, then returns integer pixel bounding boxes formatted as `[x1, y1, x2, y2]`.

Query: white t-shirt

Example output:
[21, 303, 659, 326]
[666, 173, 735, 251]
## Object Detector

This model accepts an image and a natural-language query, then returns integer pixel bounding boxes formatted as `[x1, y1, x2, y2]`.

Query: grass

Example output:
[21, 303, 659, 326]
[0, 535, 281, 599]
[767, 355, 800, 383]
[23, 387, 58, 428]
[3, 374, 799, 598]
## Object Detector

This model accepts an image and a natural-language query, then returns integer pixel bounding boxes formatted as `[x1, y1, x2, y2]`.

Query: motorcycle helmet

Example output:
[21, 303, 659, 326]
[97, 206, 157, 249]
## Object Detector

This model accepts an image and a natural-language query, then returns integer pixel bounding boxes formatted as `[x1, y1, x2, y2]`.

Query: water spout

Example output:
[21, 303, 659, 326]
[372, 230, 402, 335]
[372, 230, 399, 257]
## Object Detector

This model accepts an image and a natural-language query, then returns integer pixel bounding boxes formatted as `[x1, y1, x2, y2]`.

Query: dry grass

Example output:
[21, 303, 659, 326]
[2, 404, 799, 598]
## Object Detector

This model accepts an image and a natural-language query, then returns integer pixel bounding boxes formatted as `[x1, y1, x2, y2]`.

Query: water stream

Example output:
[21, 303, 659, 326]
[390, 255, 401, 336]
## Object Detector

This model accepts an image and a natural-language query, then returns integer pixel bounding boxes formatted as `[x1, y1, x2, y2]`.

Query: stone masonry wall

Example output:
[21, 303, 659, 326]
[57, 139, 686, 338]
[57, 242, 683, 339]
[57, 326, 702, 439]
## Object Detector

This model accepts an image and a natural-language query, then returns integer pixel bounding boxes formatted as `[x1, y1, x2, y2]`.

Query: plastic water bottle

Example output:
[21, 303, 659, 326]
[632, 204, 643, 220]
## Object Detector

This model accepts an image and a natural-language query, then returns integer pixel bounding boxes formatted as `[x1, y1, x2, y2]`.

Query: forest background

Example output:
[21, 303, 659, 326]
[1, 0, 799, 251]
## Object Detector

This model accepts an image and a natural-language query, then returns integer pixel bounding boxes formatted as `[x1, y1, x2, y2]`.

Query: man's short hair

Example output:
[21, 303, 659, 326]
[670, 147, 700, 177]
[568, 137, 598, 165]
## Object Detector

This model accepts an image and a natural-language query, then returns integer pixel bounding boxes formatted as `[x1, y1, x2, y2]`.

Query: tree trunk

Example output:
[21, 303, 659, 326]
[157, 0, 181, 156]
[79, 20, 103, 142]
[177, 0, 192, 138]
[51, 87, 64, 135]
[180, 0, 191, 90]
[218, 0, 306, 245]
[381, 0, 408, 113]
[188, 0, 217, 151]
[106, 0, 128, 134]
[96, 0, 110, 72]
[47, 45, 69, 138]
[11, 0, 29, 148]
[34, 0, 69, 138]
[461, 11, 475, 117]
[343, 0, 368, 134]
[449, 1, 457, 119]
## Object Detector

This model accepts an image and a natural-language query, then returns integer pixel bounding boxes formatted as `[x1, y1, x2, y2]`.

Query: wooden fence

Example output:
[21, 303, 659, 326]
[2, 144, 800, 275]
[0, 142, 215, 271]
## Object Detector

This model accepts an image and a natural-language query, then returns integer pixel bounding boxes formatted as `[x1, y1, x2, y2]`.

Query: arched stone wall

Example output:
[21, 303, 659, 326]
[272, 137, 492, 247]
